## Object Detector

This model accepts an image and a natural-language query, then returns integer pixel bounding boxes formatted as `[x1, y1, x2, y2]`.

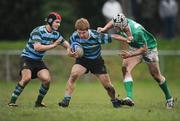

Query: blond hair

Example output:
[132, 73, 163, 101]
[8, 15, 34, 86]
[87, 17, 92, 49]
[75, 18, 90, 30]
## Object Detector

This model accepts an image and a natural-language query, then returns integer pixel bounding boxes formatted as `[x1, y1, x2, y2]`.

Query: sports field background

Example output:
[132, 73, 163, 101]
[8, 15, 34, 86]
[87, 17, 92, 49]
[0, 39, 180, 121]
[0, 80, 180, 121]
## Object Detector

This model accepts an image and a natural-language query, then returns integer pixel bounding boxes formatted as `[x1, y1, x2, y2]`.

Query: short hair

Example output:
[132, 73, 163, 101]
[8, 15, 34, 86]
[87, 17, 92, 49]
[75, 18, 90, 30]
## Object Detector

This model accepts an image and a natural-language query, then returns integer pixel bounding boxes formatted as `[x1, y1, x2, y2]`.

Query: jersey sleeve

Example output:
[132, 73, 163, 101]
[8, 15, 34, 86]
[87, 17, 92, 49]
[30, 30, 41, 43]
[97, 32, 112, 44]
[57, 34, 65, 46]
[69, 33, 78, 45]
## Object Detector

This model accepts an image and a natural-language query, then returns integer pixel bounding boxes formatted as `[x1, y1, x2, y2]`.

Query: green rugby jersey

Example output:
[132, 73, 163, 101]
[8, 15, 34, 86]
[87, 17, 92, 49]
[118, 19, 157, 49]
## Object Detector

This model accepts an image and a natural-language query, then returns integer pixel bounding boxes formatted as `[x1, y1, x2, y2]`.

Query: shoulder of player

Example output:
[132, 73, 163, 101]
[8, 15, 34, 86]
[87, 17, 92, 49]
[89, 29, 98, 34]
[88, 29, 100, 39]
[31, 25, 46, 36]
[70, 31, 80, 42]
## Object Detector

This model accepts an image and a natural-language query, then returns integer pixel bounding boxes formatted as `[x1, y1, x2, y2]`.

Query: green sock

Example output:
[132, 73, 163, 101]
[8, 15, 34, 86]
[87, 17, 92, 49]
[36, 84, 49, 104]
[124, 81, 133, 99]
[10, 83, 24, 103]
[159, 81, 172, 100]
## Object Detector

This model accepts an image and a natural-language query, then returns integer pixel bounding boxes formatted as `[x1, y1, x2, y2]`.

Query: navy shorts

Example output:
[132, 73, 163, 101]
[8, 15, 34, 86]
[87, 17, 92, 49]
[75, 57, 107, 74]
[20, 56, 48, 79]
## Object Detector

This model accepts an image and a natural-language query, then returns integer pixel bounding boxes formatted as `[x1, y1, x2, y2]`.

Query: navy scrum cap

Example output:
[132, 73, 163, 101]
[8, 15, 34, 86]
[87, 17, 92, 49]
[45, 12, 62, 26]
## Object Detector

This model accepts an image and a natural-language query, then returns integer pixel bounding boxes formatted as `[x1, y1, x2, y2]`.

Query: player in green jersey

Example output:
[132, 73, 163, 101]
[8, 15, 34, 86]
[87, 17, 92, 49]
[97, 13, 174, 109]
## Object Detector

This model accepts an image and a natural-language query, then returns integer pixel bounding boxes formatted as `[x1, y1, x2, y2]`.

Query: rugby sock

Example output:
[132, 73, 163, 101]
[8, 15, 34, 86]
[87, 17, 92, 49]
[36, 84, 49, 104]
[10, 83, 24, 103]
[124, 81, 133, 99]
[64, 95, 71, 102]
[159, 81, 172, 100]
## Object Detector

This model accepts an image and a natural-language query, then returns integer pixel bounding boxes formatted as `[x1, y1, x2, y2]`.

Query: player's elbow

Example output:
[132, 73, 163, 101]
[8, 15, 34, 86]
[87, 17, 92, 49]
[34, 45, 44, 52]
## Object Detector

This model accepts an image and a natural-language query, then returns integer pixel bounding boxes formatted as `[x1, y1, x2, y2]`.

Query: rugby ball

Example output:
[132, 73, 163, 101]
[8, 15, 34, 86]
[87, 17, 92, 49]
[71, 42, 84, 58]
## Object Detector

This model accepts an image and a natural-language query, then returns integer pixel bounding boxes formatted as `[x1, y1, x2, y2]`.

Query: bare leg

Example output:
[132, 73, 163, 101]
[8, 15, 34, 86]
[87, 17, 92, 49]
[122, 55, 141, 99]
[147, 62, 172, 100]
[59, 64, 86, 107]
[96, 73, 121, 108]
[96, 74, 116, 100]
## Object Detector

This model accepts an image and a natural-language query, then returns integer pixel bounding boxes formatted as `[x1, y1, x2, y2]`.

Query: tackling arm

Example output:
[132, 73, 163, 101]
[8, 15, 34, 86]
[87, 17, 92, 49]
[97, 20, 113, 33]
[61, 38, 75, 57]
[111, 34, 131, 43]
[33, 39, 61, 52]
[121, 44, 147, 59]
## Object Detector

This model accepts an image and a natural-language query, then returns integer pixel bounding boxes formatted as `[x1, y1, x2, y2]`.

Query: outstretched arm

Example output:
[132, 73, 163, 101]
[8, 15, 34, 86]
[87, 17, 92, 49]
[97, 20, 114, 33]
[111, 34, 131, 43]
[33, 39, 62, 52]
[120, 44, 147, 59]
[60, 39, 75, 57]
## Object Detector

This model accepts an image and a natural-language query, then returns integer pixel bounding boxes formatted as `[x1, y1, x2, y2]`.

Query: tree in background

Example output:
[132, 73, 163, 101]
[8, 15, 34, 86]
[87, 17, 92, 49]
[0, 0, 43, 40]
[74, 0, 106, 29]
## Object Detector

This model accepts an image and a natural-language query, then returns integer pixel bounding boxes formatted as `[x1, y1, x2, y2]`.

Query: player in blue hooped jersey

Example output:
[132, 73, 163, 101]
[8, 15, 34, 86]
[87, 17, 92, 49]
[8, 12, 72, 107]
[58, 18, 128, 108]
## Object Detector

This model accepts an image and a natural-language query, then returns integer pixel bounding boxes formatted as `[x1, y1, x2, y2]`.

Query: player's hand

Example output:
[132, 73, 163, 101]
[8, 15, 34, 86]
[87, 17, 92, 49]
[97, 27, 105, 33]
[119, 50, 132, 59]
[53, 39, 61, 47]
[126, 36, 133, 43]
[125, 39, 131, 43]
[128, 36, 133, 41]
[67, 48, 75, 57]
[67, 48, 78, 58]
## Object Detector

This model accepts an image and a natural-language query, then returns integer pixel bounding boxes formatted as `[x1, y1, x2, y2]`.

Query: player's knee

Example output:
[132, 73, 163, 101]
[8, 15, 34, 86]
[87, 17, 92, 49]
[70, 72, 79, 80]
[42, 76, 51, 82]
[22, 75, 31, 82]
[40, 76, 51, 85]
[44, 80, 51, 86]
[20, 76, 31, 86]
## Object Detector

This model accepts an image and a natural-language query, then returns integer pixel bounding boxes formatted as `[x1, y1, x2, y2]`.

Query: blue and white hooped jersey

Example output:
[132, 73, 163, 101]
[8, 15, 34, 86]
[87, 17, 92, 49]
[21, 25, 64, 60]
[70, 29, 112, 59]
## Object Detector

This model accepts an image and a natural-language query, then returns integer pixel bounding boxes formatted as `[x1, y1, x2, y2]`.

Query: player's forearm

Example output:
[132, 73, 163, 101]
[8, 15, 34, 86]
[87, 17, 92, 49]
[111, 34, 130, 43]
[34, 43, 56, 52]
[130, 47, 147, 57]
[62, 40, 71, 50]
[103, 21, 113, 32]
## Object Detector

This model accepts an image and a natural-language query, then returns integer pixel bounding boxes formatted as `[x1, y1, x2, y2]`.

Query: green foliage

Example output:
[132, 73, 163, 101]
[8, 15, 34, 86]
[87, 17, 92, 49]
[0, 0, 107, 40]
[0, 81, 180, 121]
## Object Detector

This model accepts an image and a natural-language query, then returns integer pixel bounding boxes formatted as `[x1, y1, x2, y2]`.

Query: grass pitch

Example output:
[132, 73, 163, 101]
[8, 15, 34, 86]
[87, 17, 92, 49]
[0, 80, 179, 121]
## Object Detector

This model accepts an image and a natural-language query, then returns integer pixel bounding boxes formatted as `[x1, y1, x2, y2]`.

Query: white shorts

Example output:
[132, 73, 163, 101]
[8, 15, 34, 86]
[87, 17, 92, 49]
[129, 47, 159, 64]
